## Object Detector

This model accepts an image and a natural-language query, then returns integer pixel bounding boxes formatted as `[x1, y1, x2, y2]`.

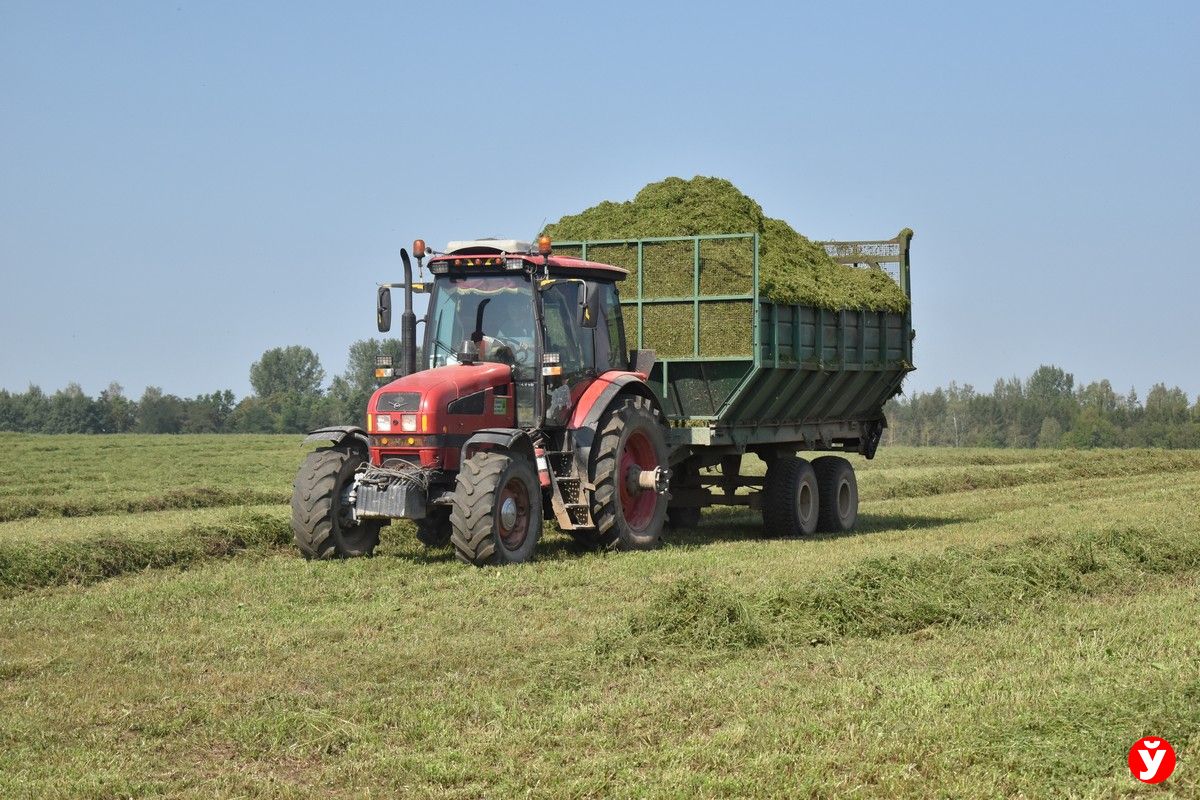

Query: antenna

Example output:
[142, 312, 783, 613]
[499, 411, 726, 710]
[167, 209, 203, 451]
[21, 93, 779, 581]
[529, 217, 549, 251]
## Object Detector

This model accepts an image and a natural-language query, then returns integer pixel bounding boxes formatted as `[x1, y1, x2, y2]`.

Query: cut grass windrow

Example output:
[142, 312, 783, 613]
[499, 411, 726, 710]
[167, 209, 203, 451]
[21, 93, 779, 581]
[603, 524, 1200, 664]
[0, 487, 289, 523]
[865, 448, 1200, 500]
[0, 510, 290, 594]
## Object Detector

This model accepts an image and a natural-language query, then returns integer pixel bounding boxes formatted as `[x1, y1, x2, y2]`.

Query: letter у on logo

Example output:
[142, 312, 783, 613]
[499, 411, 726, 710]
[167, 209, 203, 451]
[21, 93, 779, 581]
[1127, 737, 1176, 784]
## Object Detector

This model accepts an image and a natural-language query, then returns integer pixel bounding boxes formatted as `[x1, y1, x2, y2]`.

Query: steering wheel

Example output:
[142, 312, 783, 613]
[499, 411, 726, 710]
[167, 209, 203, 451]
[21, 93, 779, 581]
[501, 336, 534, 364]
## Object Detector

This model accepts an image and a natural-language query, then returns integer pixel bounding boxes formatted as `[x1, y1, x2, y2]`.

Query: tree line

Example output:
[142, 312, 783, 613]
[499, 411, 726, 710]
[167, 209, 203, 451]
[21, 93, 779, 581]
[0, 340, 403, 434]
[3, 357, 1199, 448]
[884, 365, 1200, 448]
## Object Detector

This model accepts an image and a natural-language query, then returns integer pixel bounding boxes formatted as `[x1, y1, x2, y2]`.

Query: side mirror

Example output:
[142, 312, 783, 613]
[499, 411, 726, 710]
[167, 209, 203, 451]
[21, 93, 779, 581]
[377, 286, 392, 332]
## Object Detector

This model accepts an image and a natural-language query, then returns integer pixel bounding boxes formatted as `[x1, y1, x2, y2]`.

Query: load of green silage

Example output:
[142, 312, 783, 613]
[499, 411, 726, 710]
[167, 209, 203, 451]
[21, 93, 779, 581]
[543, 176, 908, 358]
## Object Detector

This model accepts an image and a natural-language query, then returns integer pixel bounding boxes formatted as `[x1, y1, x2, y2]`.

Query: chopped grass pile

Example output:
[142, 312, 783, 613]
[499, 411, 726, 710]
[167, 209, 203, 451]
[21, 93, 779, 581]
[601, 524, 1200, 664]
[0, 509, 290, 594]
[865, 448, 1200, 501]
[0, 486, 287, 523]
[545, 176, 910, 313]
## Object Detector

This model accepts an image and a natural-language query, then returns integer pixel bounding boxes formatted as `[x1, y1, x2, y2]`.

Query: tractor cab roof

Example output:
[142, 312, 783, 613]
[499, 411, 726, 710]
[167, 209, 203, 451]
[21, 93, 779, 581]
[429, 238, 627, 281]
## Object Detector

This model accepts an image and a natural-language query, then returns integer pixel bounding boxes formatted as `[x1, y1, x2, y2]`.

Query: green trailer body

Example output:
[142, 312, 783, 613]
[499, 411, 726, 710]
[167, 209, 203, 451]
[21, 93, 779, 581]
[557, 230, 914, 464]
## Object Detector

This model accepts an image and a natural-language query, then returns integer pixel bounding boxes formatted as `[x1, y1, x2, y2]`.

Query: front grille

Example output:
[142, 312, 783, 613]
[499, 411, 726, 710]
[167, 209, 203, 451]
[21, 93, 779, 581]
[376, 391, 420, 412]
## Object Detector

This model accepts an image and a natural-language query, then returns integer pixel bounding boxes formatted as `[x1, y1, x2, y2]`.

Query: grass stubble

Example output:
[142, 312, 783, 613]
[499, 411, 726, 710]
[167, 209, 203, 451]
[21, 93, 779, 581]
[0, 435, 1197, 797]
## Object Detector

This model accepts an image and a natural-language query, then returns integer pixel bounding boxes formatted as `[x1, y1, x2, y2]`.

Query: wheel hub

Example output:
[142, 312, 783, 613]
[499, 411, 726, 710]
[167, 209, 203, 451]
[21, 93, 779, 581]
[499, 496, 518, 530]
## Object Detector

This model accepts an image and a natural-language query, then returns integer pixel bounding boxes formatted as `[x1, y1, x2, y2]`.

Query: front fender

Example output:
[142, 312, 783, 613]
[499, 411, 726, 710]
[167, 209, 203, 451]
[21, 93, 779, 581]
[460, 428, 537, 468]
[302, 425, 370, 458]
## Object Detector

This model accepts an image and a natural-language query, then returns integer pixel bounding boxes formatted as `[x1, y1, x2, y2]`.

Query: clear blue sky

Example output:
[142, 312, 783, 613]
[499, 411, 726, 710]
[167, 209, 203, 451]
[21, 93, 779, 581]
[2, 1, 1197, 401]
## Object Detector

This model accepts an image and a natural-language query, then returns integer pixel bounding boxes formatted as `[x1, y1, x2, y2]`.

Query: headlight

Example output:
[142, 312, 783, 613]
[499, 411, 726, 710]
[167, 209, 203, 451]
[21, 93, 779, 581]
[400, 413, 418, 432]
[374, 414, 392, 432]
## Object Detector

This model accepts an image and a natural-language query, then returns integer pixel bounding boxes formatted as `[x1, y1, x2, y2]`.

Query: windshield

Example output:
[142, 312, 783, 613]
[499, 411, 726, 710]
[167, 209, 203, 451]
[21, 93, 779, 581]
[426, 273, 535, 378]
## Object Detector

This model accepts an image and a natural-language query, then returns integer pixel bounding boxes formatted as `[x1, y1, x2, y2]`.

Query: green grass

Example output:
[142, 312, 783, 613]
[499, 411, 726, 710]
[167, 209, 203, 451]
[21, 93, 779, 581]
[1, 435, 1198, 797]
[0, 432, 295, 521]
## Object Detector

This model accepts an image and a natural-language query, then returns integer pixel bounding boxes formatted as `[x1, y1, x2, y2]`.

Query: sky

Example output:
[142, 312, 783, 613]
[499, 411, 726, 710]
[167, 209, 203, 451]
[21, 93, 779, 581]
[2, 1, 1198, 402]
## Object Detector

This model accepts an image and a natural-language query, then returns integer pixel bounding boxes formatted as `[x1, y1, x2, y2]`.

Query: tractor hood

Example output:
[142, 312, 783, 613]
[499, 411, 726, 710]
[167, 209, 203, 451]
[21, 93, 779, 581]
[369, 362, 513, 418]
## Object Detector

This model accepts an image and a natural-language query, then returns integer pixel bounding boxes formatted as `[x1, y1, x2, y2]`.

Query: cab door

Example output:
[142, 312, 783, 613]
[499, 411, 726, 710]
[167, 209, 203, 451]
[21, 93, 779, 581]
[540, 281, 595, 427]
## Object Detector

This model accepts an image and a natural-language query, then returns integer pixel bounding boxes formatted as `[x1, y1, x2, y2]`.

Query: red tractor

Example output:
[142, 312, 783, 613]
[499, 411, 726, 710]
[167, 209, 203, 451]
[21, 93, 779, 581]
[291, 235, 672, 566]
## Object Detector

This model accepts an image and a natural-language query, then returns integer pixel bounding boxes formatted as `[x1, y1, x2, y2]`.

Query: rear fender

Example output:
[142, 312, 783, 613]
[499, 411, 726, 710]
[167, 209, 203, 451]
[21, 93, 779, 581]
[568, 372, 662, 479]
[302, 426, 370, 460]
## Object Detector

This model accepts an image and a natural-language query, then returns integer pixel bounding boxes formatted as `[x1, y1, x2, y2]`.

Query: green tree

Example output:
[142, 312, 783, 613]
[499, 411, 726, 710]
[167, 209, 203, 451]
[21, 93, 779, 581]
[249, 346, 325, 398]
[1060, 407, 1120, 448]
[229, 396, 275, 433]
[14, 385, 50, 432]
[1036, 417, 1063, 448]
[1144, 383, 1190, 425]
[98, 382, 136, 433]
[328, 338, 405, 425]
[137, 386, 184, 433]
[44, 383, 101, 433]
[0, 390, 16, 431]
[182, 390, 236, 433]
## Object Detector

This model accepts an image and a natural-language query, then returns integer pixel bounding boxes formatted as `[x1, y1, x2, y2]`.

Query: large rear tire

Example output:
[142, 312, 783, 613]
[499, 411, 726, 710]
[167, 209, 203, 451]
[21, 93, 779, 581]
[590, 395, 669, 551]
[291, 448, 381, 559]
[761, 455, 819, 537]
[812, 456, 859, 533]
[450, 452, 542, 566]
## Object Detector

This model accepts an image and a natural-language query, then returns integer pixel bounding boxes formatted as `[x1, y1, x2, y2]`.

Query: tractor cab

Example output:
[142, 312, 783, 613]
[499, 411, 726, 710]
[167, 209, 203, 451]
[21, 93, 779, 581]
[420, 239, 629, 429]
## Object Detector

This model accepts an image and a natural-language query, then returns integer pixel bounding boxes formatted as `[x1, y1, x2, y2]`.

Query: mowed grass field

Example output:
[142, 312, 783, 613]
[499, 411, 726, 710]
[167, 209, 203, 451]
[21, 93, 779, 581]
[1, 433, 1198, 797]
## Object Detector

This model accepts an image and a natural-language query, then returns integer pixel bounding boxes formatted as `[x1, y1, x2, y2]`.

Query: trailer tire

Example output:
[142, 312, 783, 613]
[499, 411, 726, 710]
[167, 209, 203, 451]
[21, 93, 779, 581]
[761, 455, 819, 537]
[450, 452, 541, 566]
[812, 456, 858, 533]
[590, 396, 669, 551]
[291, 448, 381, 559]
[415, 509, 452, 548]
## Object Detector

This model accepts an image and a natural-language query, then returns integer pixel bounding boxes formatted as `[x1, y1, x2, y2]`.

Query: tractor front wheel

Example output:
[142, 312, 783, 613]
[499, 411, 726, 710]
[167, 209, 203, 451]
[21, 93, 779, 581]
[291, 448, 381, 559]
[591, 396, 670, 550]
[450, 452, 542, 566]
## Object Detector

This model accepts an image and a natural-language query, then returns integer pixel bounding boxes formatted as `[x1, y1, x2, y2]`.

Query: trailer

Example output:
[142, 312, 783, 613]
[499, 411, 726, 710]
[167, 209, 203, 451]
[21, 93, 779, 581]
[554, 230, 914, 534]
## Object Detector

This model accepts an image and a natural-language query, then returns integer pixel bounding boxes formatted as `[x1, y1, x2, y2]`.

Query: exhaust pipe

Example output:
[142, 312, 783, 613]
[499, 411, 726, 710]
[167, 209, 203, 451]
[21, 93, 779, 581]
[399, 248, 417, 377]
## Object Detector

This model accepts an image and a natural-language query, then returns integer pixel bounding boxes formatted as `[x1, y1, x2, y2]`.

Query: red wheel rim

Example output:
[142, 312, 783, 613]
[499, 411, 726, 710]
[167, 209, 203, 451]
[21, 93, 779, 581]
[619, 429, 658, 530]
[497, 476, 530, 549]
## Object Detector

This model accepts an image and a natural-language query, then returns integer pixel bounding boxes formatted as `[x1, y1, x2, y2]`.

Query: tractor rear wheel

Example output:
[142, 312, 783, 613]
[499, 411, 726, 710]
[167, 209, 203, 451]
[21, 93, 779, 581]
[450, 452, 542, 566]
[812, 456, 858, 533]
[415, 508, 452, 548]
[591, 396, 669, 550]
[291, 448, 381, 559]
[761, 455, 819, 537]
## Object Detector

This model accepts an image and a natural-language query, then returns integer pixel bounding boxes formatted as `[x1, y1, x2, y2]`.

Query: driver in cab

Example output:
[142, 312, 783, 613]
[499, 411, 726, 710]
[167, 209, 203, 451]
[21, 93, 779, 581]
[474, 295, 534, 374]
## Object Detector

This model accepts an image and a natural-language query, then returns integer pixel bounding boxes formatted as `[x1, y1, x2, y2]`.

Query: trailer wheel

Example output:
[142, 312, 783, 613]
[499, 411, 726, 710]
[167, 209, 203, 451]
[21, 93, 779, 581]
[449, 451, 542, 566]
[761, 455, 819, 537]
[812, 456, 858, 533]
[591, 395, 669, 550]
[415, 508, 452, 548]
[291, 448, 381, 559]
